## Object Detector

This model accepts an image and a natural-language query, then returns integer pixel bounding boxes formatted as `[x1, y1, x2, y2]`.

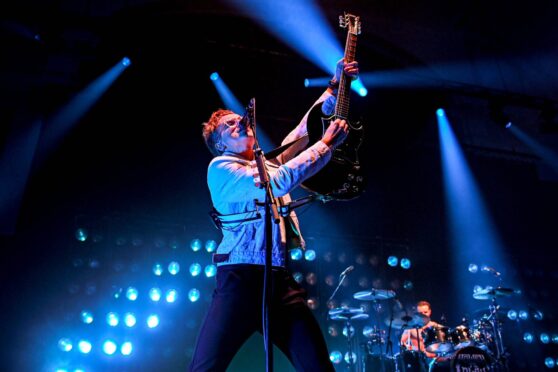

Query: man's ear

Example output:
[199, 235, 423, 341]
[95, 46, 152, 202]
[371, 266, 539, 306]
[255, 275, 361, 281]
[215, 141, 226, 152]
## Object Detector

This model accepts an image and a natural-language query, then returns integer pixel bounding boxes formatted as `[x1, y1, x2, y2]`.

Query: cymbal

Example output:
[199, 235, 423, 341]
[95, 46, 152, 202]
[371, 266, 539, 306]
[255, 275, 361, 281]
[388, 312, 430, 329]
[354, 289, 396, 301]
[329, 307, 369, 321]
[329, 307, 364, 317]
[331, 313, 370, 321]
[473, 287, 517, 300]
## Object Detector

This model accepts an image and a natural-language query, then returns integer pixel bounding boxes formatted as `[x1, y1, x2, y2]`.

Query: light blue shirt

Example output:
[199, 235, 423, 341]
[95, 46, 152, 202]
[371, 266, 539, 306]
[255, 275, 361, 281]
[208, 91, 334, 267]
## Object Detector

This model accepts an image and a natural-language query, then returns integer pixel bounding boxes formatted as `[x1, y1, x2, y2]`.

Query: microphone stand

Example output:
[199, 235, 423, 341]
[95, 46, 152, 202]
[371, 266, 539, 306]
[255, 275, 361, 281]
[250, 98, 280, 372]
[327, 272, 350, 304]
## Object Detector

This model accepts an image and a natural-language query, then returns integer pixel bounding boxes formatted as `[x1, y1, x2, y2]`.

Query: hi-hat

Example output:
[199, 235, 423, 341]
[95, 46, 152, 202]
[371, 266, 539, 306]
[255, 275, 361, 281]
[473, 287, 517, 300]
[329, 307, 369, 321]
[388, 312, 430, 329]
[354, 289, 396, 301]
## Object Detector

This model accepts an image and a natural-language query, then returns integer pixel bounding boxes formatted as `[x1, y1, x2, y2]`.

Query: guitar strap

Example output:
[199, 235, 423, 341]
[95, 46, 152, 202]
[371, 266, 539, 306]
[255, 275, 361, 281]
[264, 134, 308, 161]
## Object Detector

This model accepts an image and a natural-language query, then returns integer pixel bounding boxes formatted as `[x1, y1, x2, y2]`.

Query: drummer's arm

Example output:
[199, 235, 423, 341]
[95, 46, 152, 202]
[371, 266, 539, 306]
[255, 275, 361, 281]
[400, 330, 409, 346]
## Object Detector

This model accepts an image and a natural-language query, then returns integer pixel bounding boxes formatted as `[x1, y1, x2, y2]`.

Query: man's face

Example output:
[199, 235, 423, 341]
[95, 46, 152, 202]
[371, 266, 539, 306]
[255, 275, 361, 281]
[217, 113, 254, 153]
[417, 305, 432, 318]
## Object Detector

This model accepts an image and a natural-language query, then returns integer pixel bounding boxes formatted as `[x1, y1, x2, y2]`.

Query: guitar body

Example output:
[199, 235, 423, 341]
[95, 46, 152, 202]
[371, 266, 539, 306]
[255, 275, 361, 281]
[300, 13, 365, 200]
[301, 102, 365, 200]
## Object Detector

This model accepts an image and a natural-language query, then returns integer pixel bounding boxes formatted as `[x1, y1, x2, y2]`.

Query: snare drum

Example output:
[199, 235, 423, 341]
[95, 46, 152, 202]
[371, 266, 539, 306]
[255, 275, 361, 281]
[422, 326, 453, 354]
[450, 325, 474, 349]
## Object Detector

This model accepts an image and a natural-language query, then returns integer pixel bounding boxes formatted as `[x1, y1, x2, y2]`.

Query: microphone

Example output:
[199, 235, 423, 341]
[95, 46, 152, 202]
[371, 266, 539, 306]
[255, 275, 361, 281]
[481, 266, 501, 276]
[339, 265, 354, 278]
[239, 98, 255, 130]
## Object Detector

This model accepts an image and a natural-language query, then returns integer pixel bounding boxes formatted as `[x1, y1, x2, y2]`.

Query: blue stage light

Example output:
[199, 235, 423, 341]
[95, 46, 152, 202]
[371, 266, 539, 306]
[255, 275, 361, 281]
[205, 264, 217, 278]
[541, 333, 550, 344]
[168, 261, 180, 275]
[75, 228, 88, 242]
[400, 258, 411, 269]
[80, 310, 93, 324]
[387, 256, 398, 267]
[304, 79, 310, 88]
[147, 314, 160, 328]
[166, 289, 178, 303]
[58, 338, 73, 352]
[304, 249, 316, 261]
[523, 332, 534, 343]
[210, 72, 219, 81]
[329, 350, 343, 364]
[436, 108, 445, 117]
[149, 287, 162, 302]
[290, 248, 303, 260]
[358, 87, 368, 97]
[189, 263, 202, 276]
[102, 340, 117, 355]
[293, 272, 303, 283]
[126, 287, 138, 301]
[106, 312, 119, 327]
[190, 239, 202, 252]
[468, 263, 478, 273]
[121, 341, 133, 356]
[344, 351, 357, 365]
[507, 310, 517, 320]
[121, 57, 131, 67]
[518, 310, 529, 320]
[124, 312, 136, 327]
[188, 288, 200, 302]
[545, 357, 555, 368]
[205, 240, 217, 253]
[505, 122, 512, 129]
[77, 340, 92, 354]
[153, 263, 164, 276]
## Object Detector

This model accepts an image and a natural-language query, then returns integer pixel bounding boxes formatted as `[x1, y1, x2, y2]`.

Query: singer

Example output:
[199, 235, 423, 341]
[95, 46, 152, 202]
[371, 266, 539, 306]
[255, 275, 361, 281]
[189, 59, 359, 371]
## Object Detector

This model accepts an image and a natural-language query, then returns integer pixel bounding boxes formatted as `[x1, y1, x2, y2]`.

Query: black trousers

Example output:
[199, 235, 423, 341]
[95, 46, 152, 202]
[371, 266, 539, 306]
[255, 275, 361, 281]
[189, 264, 334, 372]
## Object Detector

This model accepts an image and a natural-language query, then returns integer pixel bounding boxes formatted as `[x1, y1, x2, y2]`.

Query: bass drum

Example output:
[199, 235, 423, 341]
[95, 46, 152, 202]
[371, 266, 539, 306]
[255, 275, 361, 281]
[452, 346, 493, 371]
[429, 346, 493, 371]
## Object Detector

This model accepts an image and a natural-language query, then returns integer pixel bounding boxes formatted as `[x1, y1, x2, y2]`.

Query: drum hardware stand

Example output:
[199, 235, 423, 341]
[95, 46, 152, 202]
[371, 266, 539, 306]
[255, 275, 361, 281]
[344, 317, 357, 371]
[488, 298, 510, 371]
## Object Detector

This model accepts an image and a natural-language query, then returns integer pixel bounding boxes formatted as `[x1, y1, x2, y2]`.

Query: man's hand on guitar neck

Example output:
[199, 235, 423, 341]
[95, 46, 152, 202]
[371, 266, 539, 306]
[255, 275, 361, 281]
[328, 59, 360, 93]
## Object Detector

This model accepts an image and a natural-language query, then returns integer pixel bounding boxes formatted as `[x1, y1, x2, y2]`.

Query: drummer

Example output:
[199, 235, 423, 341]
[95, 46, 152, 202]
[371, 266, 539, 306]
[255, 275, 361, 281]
[400, 300, 439, 358]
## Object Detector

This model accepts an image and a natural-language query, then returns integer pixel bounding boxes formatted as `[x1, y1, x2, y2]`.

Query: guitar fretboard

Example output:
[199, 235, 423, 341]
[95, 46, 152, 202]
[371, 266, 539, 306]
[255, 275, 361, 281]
[335, 32, 357, 119]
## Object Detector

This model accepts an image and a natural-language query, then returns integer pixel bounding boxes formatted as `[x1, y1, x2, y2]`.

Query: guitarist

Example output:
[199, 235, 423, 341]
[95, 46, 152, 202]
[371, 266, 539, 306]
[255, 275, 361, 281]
[189, 58, 358, 372]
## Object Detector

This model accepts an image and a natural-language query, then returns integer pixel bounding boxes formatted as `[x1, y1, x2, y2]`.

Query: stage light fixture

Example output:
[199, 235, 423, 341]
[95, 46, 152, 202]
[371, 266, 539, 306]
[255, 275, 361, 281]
[124, 312, 136, 327]
[75, 228, 88, 242]
[58, 338, 73, 352]
[190, 239, 202, 252]
[106, 312, 119, 327]
[121, 341, 133, 356]
[188, 288, 200, 302]
[147, 314, 160, 328]
[387, 256, 398, 267]
[304, 249, 316, 261]
[189, 263, 202, 277]
[205, 240, 217, 253]
[126, 287, 138, 301]
[165, 289, 177, 303]
[153, 263, 163, 276]
[77, 340, 92, 354]
[149, 288, 162, 302]
[168, 261, 180, 275]
[102, 340, 117, 355]
[80, 310, 93, 324]
[290, 248, 303, 260]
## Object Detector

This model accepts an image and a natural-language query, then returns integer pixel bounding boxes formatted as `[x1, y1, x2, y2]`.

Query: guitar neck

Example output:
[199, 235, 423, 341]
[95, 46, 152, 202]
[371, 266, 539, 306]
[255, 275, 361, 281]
[335, 31, 357, 120]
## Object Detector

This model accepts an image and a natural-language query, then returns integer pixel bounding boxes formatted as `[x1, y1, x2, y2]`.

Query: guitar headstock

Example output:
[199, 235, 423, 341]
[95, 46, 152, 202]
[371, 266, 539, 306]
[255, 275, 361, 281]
[338, 13, 361, 35]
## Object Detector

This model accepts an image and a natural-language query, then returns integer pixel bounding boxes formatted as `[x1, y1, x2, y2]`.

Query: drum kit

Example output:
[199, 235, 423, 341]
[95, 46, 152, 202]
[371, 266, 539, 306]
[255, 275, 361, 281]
[328, 284, 517, 371]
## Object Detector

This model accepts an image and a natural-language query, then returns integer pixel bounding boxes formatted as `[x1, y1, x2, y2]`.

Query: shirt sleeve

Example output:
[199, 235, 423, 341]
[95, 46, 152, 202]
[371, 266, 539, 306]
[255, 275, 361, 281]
[277, 89, 335, 164]
[208, 140, 332, 204]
